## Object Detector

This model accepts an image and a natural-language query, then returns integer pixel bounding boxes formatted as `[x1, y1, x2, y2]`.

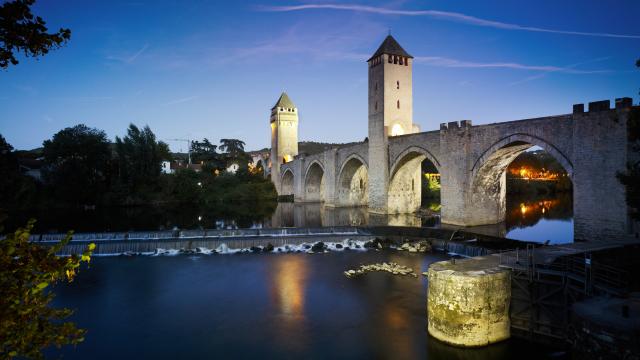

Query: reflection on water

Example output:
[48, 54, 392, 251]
[505, 193, 573, 244]
[269, 255, 308, 352]
[7, 192, 573, 243]
[48, 253, 566, 359]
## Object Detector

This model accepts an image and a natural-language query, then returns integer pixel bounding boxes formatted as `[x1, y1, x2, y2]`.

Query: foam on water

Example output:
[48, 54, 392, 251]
[89, 238, 375, 257]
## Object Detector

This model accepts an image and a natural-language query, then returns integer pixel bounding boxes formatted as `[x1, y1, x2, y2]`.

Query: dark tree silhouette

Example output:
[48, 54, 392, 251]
[42, 125, 111, 206]
[219, 138, 246, 156]
[114, 124, 170, 201]
[0, 0, 71, 69]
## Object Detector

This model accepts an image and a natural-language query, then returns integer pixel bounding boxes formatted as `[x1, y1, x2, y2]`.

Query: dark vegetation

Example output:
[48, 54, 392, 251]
[0, 0, 70, 69]
[1, 125, 276, 213]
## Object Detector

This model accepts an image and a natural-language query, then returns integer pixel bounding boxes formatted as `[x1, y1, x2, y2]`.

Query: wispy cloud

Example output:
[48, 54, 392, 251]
[260, 4, 640, 39]
[163, 96, 199, 106]
[107, 43, 149, 64]
[509, 57, 612, 85]
[414, 56, 611, 74]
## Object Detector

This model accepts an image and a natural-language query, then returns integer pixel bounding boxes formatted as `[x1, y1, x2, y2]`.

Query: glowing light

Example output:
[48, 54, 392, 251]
[390, 124, 404, 136]
[520, 203, 527, 216]
[283, 154, 293, 163]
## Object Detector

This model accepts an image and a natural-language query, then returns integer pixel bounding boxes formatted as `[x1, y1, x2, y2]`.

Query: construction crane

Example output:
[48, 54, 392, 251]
[166, 138, 192, 164]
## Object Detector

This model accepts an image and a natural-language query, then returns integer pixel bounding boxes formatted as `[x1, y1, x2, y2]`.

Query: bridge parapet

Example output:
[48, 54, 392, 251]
[440, 120, 473, 131]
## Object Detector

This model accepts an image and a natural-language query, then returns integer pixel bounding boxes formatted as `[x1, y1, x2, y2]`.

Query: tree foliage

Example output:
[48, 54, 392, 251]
[42, 125, 111, 206]
[0, 134, 38, 211]
[191, 138, 224, 170]
[0, 220, 94, 359]
[114, 124, 170, 201]
[0, 0, 71, 69]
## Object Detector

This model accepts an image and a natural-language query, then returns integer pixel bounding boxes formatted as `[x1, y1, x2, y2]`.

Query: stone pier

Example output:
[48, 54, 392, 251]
[427, 256, 511, 347]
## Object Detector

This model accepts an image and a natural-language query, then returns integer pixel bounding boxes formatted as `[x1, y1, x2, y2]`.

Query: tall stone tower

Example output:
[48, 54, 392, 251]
[270, 92, 299, 193]
[367, 35, 415, 213]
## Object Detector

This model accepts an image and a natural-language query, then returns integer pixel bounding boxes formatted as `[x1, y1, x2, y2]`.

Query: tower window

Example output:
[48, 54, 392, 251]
[397, 100, 400, 109]
[404, 57, 408, 66]
[399, 57, 403, 65]
[394, 56, 398, 64]
[412, 179, 414, 191]
[397, 81, 399, 89]
[359, 178, 363, 190]
[388, 55, 392, 63]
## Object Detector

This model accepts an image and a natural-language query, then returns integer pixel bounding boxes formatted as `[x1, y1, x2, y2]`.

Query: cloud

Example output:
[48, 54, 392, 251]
[260, 4, 640, 39]
[413, 56, 610, 74]
[163, 96, 199, 106]
[107, 43, 149, 64]
[508, 57, 612, 85]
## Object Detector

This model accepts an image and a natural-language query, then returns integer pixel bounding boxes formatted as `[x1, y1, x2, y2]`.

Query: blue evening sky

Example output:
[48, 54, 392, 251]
[1, 0, 639, 151]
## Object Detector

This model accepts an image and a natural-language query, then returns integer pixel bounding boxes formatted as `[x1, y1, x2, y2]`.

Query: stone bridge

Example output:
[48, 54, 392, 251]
[279, 98, 634, 241]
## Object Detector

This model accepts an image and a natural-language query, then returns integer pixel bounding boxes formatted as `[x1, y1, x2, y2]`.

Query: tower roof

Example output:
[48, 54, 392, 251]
[272, 92, 295, 110]
[367, 35, 413, 62]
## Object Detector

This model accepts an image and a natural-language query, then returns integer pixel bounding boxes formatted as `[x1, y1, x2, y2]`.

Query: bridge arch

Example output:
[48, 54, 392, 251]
[337, 154, 368, 206]
[304, 160, 326, 202]
[471, 133, 573, 179]
[469, 133, 574, 225]
[281, 168, 294, 196]
[388, 146, 441, 214]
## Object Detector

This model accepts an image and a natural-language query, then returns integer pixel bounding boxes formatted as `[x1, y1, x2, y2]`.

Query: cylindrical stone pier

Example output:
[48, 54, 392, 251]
[427, 256, 511, 347]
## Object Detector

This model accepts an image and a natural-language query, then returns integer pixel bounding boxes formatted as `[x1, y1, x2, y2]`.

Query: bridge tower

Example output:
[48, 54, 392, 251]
[270, 92, 299, 194]
[367, 34, 416, 213]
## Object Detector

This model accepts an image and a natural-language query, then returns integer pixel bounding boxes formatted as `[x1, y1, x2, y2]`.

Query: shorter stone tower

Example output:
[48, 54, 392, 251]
[270, 92, 299, 192]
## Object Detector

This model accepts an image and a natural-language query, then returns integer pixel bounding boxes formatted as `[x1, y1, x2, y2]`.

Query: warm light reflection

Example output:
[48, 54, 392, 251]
[273, 256, 307, 317]
[513, 199, 561, 220]
[283, 154, 293, 163]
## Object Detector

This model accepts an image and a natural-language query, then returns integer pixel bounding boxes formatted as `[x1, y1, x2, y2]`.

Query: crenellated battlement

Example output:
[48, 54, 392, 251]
[439, 120, 473, 131]
[573, 97, 632, 114]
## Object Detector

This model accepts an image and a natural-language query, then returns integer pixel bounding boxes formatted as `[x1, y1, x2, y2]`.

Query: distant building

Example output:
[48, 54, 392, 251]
[226, 163, 240, 174]
[161, 160, 202, 174]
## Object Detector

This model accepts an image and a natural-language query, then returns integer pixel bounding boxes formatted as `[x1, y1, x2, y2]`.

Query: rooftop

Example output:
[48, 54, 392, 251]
[272, 92, 295, 110]
[367, 35, 413, 62]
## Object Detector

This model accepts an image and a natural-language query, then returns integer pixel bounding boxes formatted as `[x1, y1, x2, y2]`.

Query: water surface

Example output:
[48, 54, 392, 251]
[50, 251, 566, 359]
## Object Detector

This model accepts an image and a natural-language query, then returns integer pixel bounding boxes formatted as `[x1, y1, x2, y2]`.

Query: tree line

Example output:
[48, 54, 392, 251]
[0, 124, 276, 212]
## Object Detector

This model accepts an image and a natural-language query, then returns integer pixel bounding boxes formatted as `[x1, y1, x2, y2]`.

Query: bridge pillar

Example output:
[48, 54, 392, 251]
[323, 148, 339, 207]
[572, 100, 630, 240]
[439, 122, 477, 226]
[368, 122, 390, 213]
[292, 157, 305, 203]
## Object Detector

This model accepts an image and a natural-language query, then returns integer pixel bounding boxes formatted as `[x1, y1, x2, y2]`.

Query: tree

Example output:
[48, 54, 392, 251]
[42, 125, 111, 206]
[191, 138, 224, 170]
[0, 134, 38, 211]
[617, 58, 640, 221]
[0, 220, 94, 359]
[219, 139, 250, 170]
[219, 139, 245, 157]
[0, 0, 71, 69]
[114, 124, 170, 201]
